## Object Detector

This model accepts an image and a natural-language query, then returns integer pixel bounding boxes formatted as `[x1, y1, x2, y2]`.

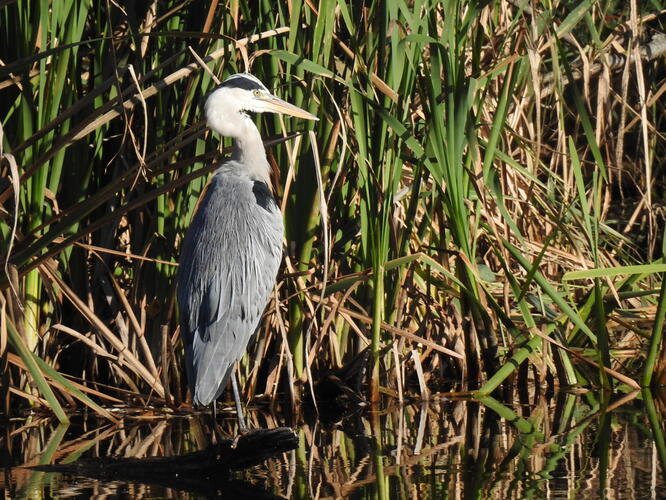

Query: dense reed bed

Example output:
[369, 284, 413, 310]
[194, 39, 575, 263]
[1, 1, 665, 421]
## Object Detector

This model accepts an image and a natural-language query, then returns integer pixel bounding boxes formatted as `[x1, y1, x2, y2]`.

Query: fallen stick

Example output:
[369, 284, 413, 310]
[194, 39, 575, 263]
[28, 427, 298, 492]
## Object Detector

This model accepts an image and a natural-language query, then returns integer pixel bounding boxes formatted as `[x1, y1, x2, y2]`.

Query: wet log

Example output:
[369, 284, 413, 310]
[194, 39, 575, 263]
[28, 427, 298, 495]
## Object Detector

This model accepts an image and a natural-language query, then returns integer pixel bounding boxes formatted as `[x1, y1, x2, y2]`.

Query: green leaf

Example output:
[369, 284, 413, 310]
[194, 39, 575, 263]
[6, 319, 69, 423]
[270, 50, 336, 79]
[563, 263, 666, 280]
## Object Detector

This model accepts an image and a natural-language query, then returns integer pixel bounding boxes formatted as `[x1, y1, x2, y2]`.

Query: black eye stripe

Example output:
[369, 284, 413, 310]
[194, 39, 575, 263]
[216, 74, 267, 92]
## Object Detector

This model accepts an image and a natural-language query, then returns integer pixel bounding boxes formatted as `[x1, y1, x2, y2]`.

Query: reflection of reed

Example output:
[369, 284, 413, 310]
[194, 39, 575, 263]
[1, 393, 664, 499]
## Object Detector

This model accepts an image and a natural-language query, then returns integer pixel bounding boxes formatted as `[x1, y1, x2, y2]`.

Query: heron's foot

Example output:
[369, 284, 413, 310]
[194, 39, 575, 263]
[230, 433, 242, 449]
[230, 426, 252, 449]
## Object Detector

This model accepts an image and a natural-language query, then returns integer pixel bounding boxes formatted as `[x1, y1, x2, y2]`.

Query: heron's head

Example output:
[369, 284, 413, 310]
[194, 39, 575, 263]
[204, 73, 318, 138]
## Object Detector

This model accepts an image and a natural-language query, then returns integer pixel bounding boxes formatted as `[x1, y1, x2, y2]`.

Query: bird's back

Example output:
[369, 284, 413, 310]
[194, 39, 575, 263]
[176, 163, 283, 406]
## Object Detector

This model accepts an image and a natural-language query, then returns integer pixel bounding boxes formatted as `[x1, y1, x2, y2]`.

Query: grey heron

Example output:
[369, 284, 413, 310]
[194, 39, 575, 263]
[176, 73, 317, 429]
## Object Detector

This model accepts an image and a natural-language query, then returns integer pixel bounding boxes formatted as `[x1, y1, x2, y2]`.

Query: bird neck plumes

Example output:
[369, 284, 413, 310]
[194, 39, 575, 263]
[230, 114, 272, 186]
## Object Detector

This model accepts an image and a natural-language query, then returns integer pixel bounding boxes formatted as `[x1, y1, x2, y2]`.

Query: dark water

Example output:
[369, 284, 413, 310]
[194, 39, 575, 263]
[1, 390, 665, 499]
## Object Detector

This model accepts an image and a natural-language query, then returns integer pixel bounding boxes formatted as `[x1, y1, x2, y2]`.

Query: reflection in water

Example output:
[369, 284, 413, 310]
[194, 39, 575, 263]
[1, 391, 664, 499]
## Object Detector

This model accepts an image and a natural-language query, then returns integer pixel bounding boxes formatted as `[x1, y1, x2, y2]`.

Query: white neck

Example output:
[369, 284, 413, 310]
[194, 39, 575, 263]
[230, 115, 272, 185]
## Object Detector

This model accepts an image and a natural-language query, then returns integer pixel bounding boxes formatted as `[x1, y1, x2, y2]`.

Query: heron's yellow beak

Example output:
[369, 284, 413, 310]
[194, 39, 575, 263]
[261, 96, 319, 121]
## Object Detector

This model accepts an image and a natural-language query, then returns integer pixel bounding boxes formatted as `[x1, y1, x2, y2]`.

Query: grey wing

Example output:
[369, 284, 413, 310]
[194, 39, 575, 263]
[176, 173, 283, 406]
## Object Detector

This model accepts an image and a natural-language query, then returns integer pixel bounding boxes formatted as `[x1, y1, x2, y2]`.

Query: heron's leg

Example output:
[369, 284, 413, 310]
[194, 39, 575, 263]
[210, 401, 219, 445]
[231, 372, 248, 433]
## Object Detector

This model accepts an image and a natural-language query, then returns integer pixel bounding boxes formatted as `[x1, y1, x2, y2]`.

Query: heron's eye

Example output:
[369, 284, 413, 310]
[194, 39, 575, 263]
[253, 89, 262, 97]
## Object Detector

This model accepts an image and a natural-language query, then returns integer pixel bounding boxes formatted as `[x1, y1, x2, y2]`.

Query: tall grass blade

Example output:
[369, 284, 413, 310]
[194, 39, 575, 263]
[641, 234, 666, 387]
[6, 318, 68, 423]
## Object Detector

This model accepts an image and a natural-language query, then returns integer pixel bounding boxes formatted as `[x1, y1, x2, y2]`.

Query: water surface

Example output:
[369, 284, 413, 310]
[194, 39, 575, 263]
[1, 390, 664, 499]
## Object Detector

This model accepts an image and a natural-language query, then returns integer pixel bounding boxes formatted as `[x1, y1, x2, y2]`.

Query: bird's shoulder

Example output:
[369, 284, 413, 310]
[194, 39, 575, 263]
[209, 162, 280, 215]
[210, 162, 254, 191]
